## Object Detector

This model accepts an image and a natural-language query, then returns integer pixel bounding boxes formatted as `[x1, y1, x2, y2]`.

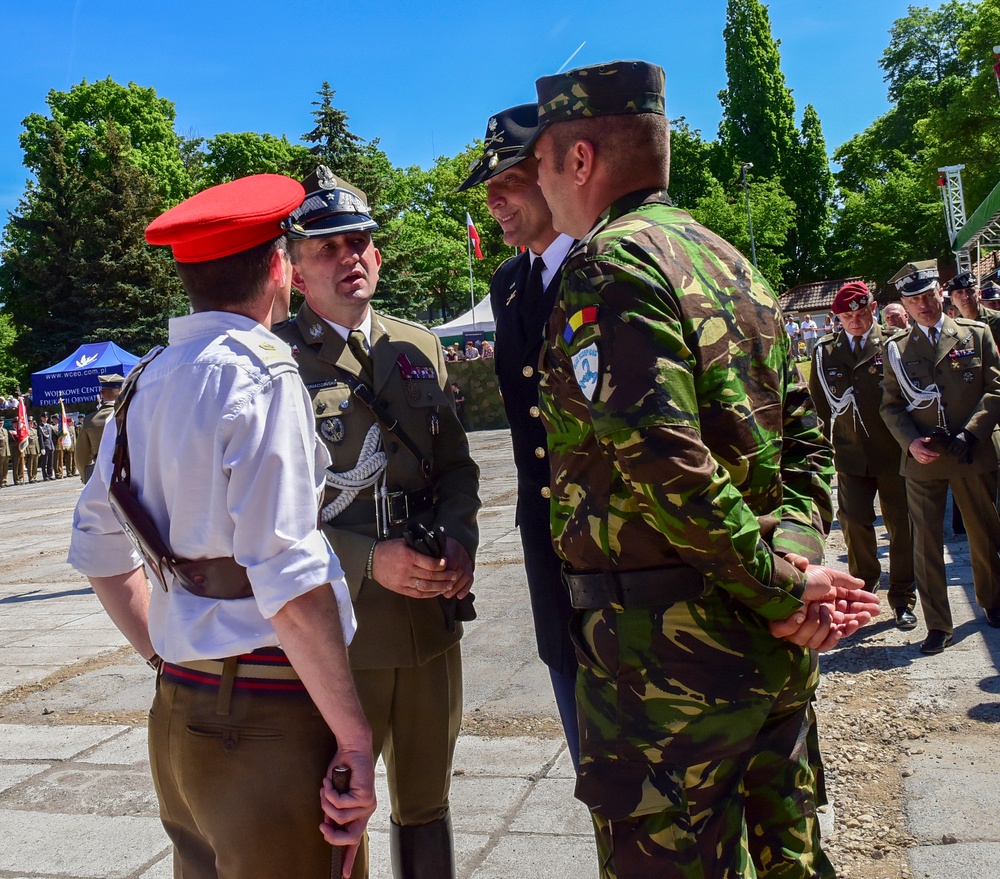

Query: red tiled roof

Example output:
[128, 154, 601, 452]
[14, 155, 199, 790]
[779, 277, 866, 316]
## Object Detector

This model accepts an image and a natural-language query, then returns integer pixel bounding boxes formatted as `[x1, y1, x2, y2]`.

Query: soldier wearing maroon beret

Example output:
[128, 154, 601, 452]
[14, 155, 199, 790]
[810, 281, 917, 627]
[68, 174, 376, 877]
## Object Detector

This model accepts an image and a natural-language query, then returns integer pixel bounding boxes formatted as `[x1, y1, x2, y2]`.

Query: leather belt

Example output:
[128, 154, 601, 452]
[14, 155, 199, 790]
[329, 485, 434, 528]
[563, 565, 706, 610]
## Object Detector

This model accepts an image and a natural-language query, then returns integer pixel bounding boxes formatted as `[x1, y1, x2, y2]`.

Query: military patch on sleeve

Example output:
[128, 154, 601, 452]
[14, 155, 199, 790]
[572, 344, 600, 401]
[563, 306, 599, 344]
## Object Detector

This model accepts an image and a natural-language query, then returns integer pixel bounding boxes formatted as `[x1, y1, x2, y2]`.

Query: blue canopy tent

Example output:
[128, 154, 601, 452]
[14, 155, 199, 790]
[31, 342, 140, 407]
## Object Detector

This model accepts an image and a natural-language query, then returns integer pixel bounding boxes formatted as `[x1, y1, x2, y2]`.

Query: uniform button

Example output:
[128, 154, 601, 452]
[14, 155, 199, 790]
[534, 447, 546, 458]
[529, 406, 540, 418]
[540, 487, 551, 499]
[523, 365, 534, 378]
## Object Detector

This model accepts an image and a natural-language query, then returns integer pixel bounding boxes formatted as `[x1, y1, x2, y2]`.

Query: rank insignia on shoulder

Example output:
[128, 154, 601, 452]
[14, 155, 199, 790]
[320, 416, 345, 444]
[572, 343, 600, 401]
[564, 306, 599, 344]
[396, 353, 436, 380]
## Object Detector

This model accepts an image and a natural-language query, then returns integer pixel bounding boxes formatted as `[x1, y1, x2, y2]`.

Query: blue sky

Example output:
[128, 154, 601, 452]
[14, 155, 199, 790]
[0, 0, 917, 221]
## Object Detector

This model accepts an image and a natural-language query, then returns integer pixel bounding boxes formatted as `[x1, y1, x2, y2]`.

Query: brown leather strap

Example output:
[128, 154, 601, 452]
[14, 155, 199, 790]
[562, 565, 706, 610]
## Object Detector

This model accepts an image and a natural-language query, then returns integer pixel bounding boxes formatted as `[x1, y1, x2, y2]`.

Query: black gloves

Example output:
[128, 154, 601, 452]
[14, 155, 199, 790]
[947, 430, 977, 465]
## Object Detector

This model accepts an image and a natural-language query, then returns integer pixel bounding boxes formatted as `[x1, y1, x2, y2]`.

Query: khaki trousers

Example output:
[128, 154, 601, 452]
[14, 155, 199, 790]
[148, 673, 338, 879]
[906, 471, 1000, 632]
[348, 643, 463, 879]
[837, 470, 915, 609]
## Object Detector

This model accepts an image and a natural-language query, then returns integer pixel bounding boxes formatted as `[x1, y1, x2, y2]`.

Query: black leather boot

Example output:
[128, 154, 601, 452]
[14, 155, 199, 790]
[389, 810, 456, 879]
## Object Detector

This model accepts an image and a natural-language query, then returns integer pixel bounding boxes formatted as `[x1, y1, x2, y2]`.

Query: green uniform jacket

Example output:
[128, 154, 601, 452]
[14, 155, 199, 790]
[77, 402, 115, 484]
[976, 305, 1000, 347]
[538, 189, 834, 621]
[880, 316, 1000, 479]
[809, 325, 903, 476]
[276, 303, 481, 669]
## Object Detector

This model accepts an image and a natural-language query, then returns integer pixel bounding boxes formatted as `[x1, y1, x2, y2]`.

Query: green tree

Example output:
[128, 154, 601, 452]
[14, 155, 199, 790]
[690, 176, 796, 290]
[0, 313, 26, 395]
[784, 105, 835, 284]
[202, 132, 314, 186]
[667, 118, 718, 209]
[0, 121, 186, 374]
[717, 0, 799, 182]
[19, 77, 190, 204]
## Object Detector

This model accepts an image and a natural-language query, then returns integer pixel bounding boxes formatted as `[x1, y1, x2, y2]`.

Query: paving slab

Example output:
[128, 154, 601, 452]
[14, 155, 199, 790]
[0, 722, 126, 760]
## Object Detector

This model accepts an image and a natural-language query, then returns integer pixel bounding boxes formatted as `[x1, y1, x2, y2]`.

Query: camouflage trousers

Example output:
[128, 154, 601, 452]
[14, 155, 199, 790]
[571, 586, 834, 879]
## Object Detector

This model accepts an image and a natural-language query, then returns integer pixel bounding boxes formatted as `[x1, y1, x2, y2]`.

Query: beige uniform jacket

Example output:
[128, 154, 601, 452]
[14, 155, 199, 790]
[810, 324, 903, 476]
[76, 402, 115, 484]
[881, 316, 1000, 479]
[276, 304, 481, 669]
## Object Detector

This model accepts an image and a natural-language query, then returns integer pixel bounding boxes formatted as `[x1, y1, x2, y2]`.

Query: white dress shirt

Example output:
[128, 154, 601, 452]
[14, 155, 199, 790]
[69, 311, 355, 662]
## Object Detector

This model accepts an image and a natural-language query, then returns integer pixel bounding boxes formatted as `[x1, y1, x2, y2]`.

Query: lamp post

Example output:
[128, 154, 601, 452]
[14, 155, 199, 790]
[741, 162, 758, 269]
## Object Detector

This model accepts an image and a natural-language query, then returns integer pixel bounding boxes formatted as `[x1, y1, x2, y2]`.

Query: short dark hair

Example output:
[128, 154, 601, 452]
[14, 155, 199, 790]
[547, 114, 670, 186]
[174, 235, 287, 310]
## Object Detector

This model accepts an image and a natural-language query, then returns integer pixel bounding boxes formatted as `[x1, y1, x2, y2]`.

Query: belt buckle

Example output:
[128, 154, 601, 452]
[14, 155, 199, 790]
[386, 490, 409, 525]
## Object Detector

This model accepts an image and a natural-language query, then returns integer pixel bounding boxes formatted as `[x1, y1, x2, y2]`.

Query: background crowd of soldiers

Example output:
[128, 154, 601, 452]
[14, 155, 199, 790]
[0, 373, 121, 487]
[808, 262, 1000, 655]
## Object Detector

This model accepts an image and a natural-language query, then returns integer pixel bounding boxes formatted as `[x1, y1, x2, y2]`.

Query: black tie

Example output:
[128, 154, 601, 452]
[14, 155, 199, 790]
[348, 330, 373, 380]
[527, 256, 545, 298]
[929, 326, 938, 348]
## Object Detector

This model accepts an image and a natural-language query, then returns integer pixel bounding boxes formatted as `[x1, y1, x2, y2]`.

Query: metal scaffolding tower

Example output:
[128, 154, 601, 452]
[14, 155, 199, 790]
[939, 164, 973, 275]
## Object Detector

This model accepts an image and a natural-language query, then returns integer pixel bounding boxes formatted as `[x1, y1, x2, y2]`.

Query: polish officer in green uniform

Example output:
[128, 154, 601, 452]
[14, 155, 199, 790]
[881, 259, 1000, 653]
[275, 167, 480, 879]
[810, 281, 917, 627]
[76, 374, 123, 484]
[947, 271, 1000, 346]
[522, 59, 878, 879]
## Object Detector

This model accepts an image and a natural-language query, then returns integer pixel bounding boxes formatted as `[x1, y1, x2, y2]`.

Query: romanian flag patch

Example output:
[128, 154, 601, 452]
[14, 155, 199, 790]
[564, 306, 599, 344]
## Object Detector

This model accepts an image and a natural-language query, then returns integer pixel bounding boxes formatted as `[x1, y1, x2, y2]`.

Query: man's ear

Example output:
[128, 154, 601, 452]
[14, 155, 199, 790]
[268, 247, 289, 286]
[571, 139, 596, 186]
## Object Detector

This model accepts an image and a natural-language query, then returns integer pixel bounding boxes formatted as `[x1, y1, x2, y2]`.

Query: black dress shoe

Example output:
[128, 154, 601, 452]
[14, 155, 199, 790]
[920, 630, 953, 654]
[985, 608, 1000, 628]
[894, 607, 918, 630]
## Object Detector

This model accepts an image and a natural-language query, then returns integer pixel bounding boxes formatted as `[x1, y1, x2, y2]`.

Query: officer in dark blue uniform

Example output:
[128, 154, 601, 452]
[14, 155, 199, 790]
[457, 105, 580, 765]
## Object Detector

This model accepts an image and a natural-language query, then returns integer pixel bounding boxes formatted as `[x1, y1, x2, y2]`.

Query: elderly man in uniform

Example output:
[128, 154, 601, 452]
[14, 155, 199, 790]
[810, 281, 917, 628]
[68, 174, 376, 877]
[455, 104, 580, 766]
[275, 168, 480, 879]
[881, 260, 1000, 653]
[76, 374, 123, 484]
[523, 60, 879, 878]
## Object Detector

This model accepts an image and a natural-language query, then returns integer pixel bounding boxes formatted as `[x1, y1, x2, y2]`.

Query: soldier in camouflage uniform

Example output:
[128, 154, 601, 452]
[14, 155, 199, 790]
[521, 60, 879, 878]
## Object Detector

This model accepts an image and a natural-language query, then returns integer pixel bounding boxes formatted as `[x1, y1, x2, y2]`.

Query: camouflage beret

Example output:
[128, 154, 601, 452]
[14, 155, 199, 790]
[519, 60, 666, 156]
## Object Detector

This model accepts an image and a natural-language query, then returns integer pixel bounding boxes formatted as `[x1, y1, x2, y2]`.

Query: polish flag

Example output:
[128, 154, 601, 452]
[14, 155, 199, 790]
[15, 396, 29, 452]
[466, 212, 484, 260]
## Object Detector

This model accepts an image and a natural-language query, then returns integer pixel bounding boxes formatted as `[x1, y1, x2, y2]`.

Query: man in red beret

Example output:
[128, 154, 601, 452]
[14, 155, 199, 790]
[68, 174, 376, 877]
[810, 281, 917, 628]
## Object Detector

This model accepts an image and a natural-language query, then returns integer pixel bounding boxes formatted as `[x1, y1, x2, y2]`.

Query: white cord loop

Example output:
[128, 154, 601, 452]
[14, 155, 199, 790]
[321, 424, 388, 524]
[814, 344, 867, 436]
[886, 339, 946, 429]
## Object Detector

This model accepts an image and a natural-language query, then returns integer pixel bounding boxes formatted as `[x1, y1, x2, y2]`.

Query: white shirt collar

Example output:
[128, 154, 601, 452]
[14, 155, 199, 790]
[321, 310, 373, 347]
[918, 316, 945, 341]
[530, 233, 574, 291]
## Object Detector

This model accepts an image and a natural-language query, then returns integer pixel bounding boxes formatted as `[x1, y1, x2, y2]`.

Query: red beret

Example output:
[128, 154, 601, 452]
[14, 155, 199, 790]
[146, 175, 305, 263]
[832, 281, 872, 314]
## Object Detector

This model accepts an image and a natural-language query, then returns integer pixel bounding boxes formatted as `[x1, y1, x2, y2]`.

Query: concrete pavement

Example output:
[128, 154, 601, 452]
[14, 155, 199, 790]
[2, 428, 1000, 877]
